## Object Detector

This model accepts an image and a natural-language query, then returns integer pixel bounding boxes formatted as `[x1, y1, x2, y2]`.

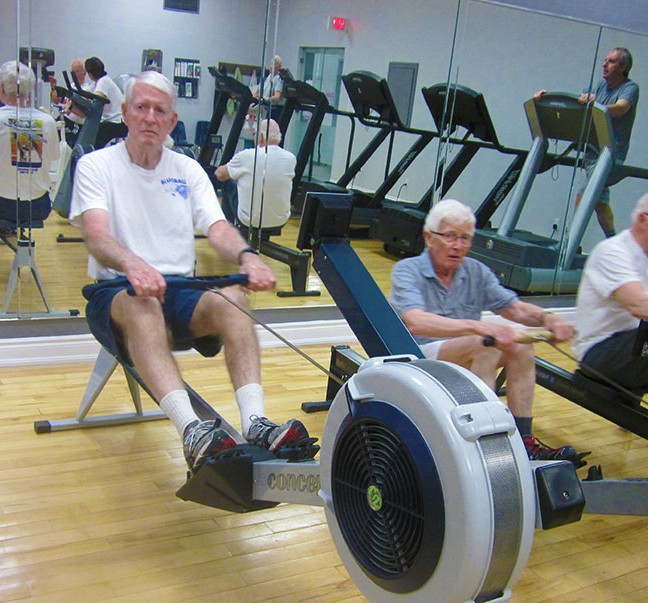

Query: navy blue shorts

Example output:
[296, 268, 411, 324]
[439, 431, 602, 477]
[582, 328, 648, 391]
[0, 193, 51, 224]
[83, 276, 222, 361]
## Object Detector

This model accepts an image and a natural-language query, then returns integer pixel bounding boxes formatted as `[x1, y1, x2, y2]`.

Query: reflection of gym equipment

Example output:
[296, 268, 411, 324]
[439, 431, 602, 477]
[201, 70, 321, 298]
[1, 51, 79, 318]
[278, 77, 354, 212]
[198, 68, 252, 169]
[470, 92, 614, 294]
[293, 71, 438, 233]
[0, 219, 79, 318]
[170, 120, 196, 157]
[245, 224, 321, 298]
[37, 244, 584, 602]
[52, 70, 109, 225]
[378, 83, 528, 257]
[19, 47, 55, 110]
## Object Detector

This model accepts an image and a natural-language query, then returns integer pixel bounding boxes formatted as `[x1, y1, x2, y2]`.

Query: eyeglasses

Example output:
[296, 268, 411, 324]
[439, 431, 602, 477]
[429, 230, 474, 245]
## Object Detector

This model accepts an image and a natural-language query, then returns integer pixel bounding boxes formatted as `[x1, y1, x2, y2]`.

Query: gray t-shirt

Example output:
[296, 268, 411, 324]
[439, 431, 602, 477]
[592, 77, 639, 160]
[390, 251, 518, 346]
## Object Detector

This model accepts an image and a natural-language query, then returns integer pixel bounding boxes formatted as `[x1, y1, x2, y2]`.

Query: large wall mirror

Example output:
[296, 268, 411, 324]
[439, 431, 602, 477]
[435, 1, 648, 296]
[1, 0, 646, 328]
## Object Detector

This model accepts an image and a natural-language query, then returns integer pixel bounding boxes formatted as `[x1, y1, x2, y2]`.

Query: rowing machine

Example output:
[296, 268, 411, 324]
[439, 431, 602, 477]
[178, 195, 584, 602]
[179, 353, 583, 602]
[39, 248, 584, 601]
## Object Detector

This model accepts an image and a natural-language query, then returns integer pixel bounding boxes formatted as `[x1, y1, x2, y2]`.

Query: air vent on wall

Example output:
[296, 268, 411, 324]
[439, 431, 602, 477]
[164, 0, 199, 14]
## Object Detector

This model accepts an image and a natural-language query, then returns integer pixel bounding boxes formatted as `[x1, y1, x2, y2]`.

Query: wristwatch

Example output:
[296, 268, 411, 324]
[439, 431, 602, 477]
[237, 246, 260, 264]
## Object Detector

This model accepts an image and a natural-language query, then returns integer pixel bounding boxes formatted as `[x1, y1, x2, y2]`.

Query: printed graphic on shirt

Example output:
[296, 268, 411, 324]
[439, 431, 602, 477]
[8, 117, 46, 171]
[161, 177, 189, 200]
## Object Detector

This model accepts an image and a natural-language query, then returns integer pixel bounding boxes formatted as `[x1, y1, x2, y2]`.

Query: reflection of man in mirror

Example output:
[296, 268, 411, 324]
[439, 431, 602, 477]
[84, 56, 128, 149]
[215, 118, 295, 239]
[578, 48, 639, 238]
[536, 48, 639, 238]
[253, 55, 284, 120]
[52, 58, 97, 135]
[0, 60, 59, 225]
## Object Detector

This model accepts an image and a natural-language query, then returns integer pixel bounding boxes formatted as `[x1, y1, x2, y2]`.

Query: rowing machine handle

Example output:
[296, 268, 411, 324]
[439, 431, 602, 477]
[483, 328, 553, 347]
[126, 274, 249, 296]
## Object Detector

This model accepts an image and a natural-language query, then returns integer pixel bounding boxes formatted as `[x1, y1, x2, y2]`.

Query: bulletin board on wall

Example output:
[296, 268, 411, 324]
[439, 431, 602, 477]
[174, 58, 201, 99]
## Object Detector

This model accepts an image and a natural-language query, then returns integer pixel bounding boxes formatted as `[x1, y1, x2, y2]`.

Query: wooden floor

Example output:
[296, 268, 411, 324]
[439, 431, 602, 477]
[0, 214, 399, 317]
[0, 342, 647, 602]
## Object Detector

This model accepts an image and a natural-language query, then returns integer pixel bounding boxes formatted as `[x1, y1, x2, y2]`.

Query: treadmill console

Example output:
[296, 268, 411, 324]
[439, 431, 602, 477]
[524, 92, 613, 150]
[341, 71, 404, 129]
[422, 83, 499, 144]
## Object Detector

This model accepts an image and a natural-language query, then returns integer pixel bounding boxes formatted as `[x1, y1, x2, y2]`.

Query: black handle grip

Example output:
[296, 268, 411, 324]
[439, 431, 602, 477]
[483, 335, 496, 347]
[126, 274, 249, 296]
[84, 275, 246, 302]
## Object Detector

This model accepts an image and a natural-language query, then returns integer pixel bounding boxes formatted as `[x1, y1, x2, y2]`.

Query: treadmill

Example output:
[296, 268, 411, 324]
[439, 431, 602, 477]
[279, 78, 356, 213]
[469, 92, 614, 294]
[52, 70, 108, 220]
[377, 83, 527, 256]
[292, 71, 436, 230]
[198, 68, 255, 170]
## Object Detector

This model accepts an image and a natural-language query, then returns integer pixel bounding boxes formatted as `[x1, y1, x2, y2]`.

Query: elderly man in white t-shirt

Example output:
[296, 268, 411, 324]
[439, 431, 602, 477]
[215, 118, 295, 239]
[69, 71, 308, 473]
[574, 192, 648, 391]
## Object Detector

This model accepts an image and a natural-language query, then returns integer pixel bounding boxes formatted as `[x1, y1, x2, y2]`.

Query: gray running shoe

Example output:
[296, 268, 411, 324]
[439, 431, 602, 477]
[183, 420, 238, 470]
[246, 416, 309, 451]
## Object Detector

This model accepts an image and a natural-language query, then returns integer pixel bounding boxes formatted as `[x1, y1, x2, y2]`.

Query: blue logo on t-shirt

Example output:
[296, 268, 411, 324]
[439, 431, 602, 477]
[161, 177, 189, 200]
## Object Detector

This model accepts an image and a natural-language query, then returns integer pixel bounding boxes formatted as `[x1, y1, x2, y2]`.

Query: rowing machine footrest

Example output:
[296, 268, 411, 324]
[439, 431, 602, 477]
[534, 461, 585, 529]
[274, 437, 320, 461]
[176, 444, 278, 512]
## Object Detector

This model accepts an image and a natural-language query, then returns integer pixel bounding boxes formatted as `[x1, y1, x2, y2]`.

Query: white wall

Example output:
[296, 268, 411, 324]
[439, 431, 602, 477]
[1, 0, 267, 143]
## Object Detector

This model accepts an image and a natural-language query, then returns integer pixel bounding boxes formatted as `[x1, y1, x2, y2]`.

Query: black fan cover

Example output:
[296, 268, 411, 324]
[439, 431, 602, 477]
[331, 401, 446, 594]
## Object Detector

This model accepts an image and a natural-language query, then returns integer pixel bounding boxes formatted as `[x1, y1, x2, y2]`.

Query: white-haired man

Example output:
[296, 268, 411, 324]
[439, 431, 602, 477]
[574, 192, 648, 391]
[391, 198, 582, 463]
[0, 60, 59, 224]
[215, 118, 295, 239]
[253, 55, 285, 120]
[69, 71, 308, 472]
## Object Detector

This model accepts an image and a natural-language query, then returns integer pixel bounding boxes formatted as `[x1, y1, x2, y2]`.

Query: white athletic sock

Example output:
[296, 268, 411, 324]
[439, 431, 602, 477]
[159, 389, 200, 437]
[235, 383, 265, 437]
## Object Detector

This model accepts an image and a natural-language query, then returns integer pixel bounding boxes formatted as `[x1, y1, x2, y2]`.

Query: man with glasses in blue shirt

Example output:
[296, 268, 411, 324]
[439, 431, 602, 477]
[391, 199, 580, 463]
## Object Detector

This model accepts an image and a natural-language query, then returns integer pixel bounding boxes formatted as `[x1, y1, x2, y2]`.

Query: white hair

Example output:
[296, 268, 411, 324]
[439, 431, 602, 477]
[124, 70, 177, 112]
[631, 192, 648, 223]
[0, 61, 35, 98]
[423, 199, 476, 232]
[258, 119, 282, 144]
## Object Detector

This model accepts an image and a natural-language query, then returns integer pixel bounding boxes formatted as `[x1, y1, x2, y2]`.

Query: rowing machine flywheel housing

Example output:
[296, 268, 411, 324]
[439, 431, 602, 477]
[319, 356, 536, 602]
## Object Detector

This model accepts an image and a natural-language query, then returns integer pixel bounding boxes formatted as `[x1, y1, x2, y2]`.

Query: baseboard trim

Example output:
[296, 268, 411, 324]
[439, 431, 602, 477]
[0, 308, 575, 368]
[0, 319, 358, 367]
